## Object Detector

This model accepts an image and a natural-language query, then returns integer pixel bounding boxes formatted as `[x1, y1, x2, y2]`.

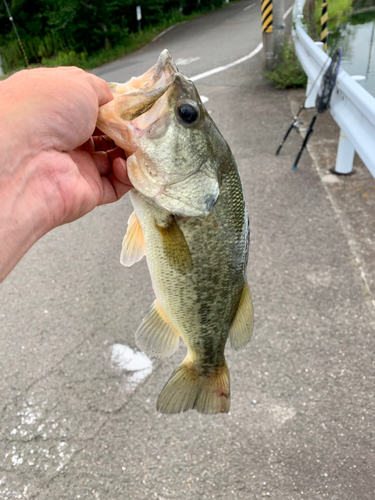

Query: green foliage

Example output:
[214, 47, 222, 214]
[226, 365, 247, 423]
[265, 43, 307, 89]
[314, 0, 353, 31]
[0, 0, 228, 73]
[41, 49, 88, 67]
[350, 10, 375, 25]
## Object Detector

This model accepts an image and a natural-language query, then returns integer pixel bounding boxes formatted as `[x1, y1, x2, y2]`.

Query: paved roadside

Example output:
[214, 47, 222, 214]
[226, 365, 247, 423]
[1, 1, 375, 499]
[291, 95, 375, 303]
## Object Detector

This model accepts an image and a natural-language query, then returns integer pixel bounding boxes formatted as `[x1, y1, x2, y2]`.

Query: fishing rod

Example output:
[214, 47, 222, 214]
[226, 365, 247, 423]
[291, 47, 342, 170]
[275, 45, 335, 159]
[292, 47, 342, 169]
[366, 20, 375, 79]
[275, 0, 363, 166]
[275, 103, 304, 156]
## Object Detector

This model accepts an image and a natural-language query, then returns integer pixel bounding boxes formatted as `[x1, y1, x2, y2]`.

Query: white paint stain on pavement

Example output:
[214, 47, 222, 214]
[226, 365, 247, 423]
[322, 173, 341, 184]
[200, 95, 209, 103]
[111, 344, 152, 390]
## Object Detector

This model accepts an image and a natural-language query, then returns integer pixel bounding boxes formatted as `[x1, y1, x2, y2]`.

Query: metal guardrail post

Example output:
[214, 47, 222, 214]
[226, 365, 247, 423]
[332, 76, 365, 175]
[305, 41, 324, 108]
[334, 131, 355, 174]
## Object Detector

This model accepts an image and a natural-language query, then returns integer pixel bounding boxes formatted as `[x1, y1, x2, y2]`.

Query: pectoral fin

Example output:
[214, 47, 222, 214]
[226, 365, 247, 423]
[229, 281, 254, 350]
[136, 300, 180, 358]
[120, 211, 145, 267]
[157, 217, 193, 274]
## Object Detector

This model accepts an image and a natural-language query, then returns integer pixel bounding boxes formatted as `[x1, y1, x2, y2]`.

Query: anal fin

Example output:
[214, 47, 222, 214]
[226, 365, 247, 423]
[120, 211, 145, 267]
[136, 300, 180, 358]
[229, 281, 254, 350]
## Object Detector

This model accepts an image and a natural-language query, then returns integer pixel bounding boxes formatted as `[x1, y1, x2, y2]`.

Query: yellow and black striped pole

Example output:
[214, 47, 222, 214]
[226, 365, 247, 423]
[261, 0, 273, 34]
[17, 39, 29, 68]
[321, 1, 328, 52]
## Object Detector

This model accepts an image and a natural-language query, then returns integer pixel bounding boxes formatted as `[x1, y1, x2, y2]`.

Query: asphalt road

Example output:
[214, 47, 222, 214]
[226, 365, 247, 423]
[1, 1, 375, 499]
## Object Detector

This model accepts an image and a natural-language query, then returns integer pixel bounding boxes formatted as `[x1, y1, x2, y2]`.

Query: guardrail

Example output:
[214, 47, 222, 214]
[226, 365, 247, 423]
[292, 0, 375, 176]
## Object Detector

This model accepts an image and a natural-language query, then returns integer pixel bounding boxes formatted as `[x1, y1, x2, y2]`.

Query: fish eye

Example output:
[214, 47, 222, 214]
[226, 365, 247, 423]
[177, 103, 199, 126]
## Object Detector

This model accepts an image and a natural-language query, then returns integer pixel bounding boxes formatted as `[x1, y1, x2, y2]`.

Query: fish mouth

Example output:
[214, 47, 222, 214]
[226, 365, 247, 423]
[151, 49, 179, 87]
[115, 50, 178, 122]
[99, 48, 198, 185]
[108, 49, 178, 96]
[97, 49, 179, 155]
[114, 83, 172, 122]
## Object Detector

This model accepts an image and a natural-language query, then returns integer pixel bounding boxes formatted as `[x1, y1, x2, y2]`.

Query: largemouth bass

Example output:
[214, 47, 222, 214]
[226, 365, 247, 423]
[97, 49, 253, 414]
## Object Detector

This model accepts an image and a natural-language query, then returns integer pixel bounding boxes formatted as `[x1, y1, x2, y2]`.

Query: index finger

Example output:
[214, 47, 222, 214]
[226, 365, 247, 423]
[89, 73, 114, 107]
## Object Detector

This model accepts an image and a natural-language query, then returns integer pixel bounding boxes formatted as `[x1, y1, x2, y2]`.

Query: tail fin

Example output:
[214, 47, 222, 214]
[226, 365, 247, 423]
[156, 358, 230, 414]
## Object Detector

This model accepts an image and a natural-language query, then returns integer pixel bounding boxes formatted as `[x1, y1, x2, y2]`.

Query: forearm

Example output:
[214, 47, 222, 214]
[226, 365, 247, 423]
[0, 68, 90, 283]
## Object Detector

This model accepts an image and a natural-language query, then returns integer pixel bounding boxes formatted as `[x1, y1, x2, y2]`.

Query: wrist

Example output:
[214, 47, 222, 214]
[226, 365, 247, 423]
[0, 148, 54, 283]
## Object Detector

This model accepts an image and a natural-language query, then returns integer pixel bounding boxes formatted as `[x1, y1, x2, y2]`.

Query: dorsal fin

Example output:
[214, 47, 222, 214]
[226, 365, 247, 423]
[136, 300, 180, 358]
[229, 281, 254, 350]
[120, 211, 145, 267]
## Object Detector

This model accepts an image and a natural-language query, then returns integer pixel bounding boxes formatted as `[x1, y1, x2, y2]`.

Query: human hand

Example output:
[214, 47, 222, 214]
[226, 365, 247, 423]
[2, 66, 132, 227]
[0, 66, 132, 282]
[68, 131, 132, 222]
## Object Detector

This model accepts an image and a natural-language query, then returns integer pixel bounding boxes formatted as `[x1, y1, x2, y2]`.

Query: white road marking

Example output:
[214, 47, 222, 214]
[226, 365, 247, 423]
[201, 95, 209, 103]
[190, 42, 263, 82]
[244, 3, 255, 10]
[175, 56, 201, 66]
[283, 5, 293, 19]
[152, 24, 177, 42]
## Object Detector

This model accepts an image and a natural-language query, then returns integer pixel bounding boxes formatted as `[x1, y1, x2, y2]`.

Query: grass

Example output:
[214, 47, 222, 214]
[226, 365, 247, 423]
[264, 43, 307, 89]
